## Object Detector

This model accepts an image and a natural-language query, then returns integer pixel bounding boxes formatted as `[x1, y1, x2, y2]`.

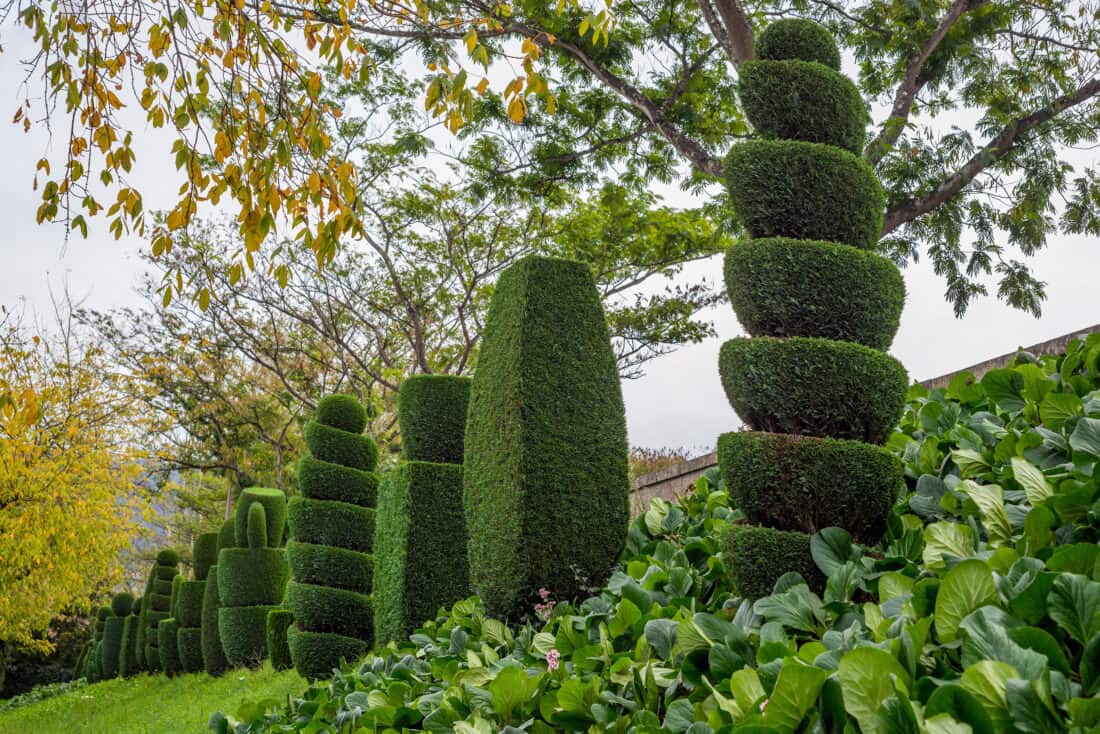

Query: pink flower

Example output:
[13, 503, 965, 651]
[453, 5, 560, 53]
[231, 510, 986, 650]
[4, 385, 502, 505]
[538, 587, 552, 601]
[759, 699, 768, 713]
[546, 649, 561, 672]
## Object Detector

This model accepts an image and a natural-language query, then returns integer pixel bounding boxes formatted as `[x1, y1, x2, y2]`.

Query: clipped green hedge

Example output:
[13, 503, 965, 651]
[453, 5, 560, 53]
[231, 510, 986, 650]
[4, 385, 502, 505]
[193, 532, 219, 581]
[150, 593, 171, 613]
[110, 592, 134, 617]
[304, 421, 379, 472]
[314, 393, 367, 434]
[177, 581, 205, 627]
[217, 547, 289, 607]
[157, 618, 181, 676]
[722, 525, 825, 599]
[724, 140, 884, 250]
[374, 462, 469, 643]
[287, 497, 374, 552]
[100, 617, 124, 679]
[266, 609, 294, 671]
[397, 375, 471, 464]
[201, 563, 229, 676]
[739, 59, 867, 154]
[218, 518, 236, 550]
[176, 627, 204, 673]
[286, 627, 366, 681]
[218, 605, 273, 668]
[154, 579, 173, 595]
[717, 431, 902, 543]
[118, 615, 138, 677]
[718, 336, 908, 444]
[755, 17, 840, 70]
[233, 487, 288, 547]
[724, 237, 904, 350]
[285, 541, 372, 592]
[156, 565, 177, 581]
[465, 256, 630, 618]
[285, 581, 372, 638]
[156, 548, 180, 566]
[145, 644, 160, 672]
[297, 455, 378, 506]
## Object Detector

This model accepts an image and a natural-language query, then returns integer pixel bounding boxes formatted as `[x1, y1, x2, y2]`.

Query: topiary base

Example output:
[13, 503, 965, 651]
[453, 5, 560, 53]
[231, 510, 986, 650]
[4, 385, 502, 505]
[145, 644, 161, 672]
[219, 605, 274, 668]
[158, 618, 181, 676]
[101, 617, 124, 679]
[201, 564, 229, 676]
[285, 581, 372, 639]
[287, 627, 367, 681]
[177, 627, 204, 673]
[177, 581, 206, 628]
[266, 609, 294, 671]
[722, 525, 825, 599]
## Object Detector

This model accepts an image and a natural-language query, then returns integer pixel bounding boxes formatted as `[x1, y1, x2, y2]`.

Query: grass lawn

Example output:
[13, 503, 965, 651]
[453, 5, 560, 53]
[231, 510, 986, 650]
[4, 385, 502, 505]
[0, 664, 304, 734]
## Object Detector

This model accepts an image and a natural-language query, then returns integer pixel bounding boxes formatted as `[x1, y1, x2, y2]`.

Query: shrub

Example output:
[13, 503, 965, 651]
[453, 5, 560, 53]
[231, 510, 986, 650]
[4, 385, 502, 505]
[286, 541, 372, 592]
[169, 574, 183, 617]
[176, 627, 204, 673]
[266, 609, 294, 671]
[144, 644, 160, 671]
[717, 431, 902, 542]
[287, 497, 374, 552]
[724, 237, 904, 349]
[304, 421, 379, 472]
[156, 548, 180, 566]
[150, 593, 171, 612]
[374, 462, 469, 643]
[154, 579, 173, 595]
[216, 548, 290, 607]
[286, 627, 366, 681]
[156, 566, 177, 581]
[193, 532, 219, 581]
[177, 581, 205, 627]
[314, 393, 368, 434]
[218, 518, 236, 550]
[465, 256, 630, 618]
[157, 618, 180, 676]
[100, 616, 124, 679]
[721, 524, 824, 598]
[397, 375, 472, 463]
[297, 456, 378, 506]
[724, 140, 884, 250]
[218, 605, 271, 668]
[718, 336, 908, 444]
[286, 581, 372, 638]
[233, 487, 288, 547]
[110, 592, 134, 617]
[755, 17, 840, 70]
[739, 59, 866, 154]
[118, 615, 138, 677]
[201, 563, 229, 676]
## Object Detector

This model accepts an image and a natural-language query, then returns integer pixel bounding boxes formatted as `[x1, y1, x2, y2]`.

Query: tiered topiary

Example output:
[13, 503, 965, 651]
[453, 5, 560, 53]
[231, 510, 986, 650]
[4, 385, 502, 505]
[201, 519, 235, 676]
[266, 608, 294, 671]
[718, 19, 908, 599]
[100, 592, 133, 679]
[375, 375, 471, 643]
[142, 548, 179, 671]
[84, 605, 111, 681]
[464, 256, 631, 619]
[176, 532, 217, 672]
[158, 574, 184, 676]
[118, 602, 140, 678]
[218, 491, 289, 667]
[286, 394, 379, 679]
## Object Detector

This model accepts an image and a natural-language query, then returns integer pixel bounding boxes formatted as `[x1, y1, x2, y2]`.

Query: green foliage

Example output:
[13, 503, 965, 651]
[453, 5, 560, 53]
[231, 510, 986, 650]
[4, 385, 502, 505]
[156, 566, 177, 581]
[157, 618, 181, 676]
[177, 581, 205, 627]
[150, 593, 171, 612]
[247, 502, 268, 549]
[724, 140, 885, 250]
[118, 615, 139, 678]
[722, 524, 824, 598]
[193, 532, 219, 581]
[719, 336, 908, 443]
[100, 617, 124, 679]
[285, 541, 372, 592]
[296, 456, 378, 506]
[156, 549, 180, 566]
[374, 462, 469, 643]
[169, 574, 183, 618]
[144, 644, 160, 672]
[286, 497, 374, 552]
[201, 563, 229, 676]
[219, 605, 275, 668]
[465, 256, 630, 618]
[396, 375, 471, 464]
[96, 606, 111, 623]
[739, 60, 867, 154]
[285, 582, 372, 639]
[218, 519, 236, 551]
[234, 487, 287, 548]
[154, 579, 173, 595]
[755, 18, 841, 70]
[303, 421, 379, 472]
[724, 237, 904, 349]
[110, 592, 134, 617]
[286, 628, 367, 682]
[176, 627, 205, 673]
[314, 394, 367, 434]
[718, 431, 902, 543]
[266, 609, 294, 672]
[216, 548, 289, 607]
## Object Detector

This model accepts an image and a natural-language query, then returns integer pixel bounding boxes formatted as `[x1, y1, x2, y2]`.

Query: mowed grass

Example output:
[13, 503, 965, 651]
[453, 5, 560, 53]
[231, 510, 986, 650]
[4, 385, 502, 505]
[0, 664, 304, 734]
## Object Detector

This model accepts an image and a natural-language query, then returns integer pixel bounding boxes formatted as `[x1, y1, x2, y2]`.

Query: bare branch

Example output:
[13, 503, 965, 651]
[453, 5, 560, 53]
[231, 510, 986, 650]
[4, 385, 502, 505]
[710, 0, 754, 64]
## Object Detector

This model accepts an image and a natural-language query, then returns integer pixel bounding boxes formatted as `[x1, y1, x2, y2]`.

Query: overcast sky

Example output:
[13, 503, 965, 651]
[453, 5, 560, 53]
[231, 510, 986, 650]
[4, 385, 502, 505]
[2, 27, 1097, 452]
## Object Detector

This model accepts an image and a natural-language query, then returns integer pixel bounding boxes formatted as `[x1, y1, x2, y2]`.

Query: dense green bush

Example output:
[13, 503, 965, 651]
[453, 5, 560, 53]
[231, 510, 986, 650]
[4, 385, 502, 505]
[218, 518, 236, 550]
[719, 336, 908, 443]
[201, 563, 229, 676]
[157, 618, 180, 676]
[100, 617, 124, 679]
[314, 393, 367, 434]
[722, 524, 825, 598]
[118, 615, 138, 677]
[110, 592, 134, 617]
[156, 548, 180, 566]
[286, 581, 372, 638]
[266, 609, 294, 671]
[176, 583, 205, 627]
[193, 532, 219, 581]
[304, 421, 379, 472]
[724, 237, 904, 349]
[724, 140, 884, 250]
[155, 566, 177, 581]
[396, 375, 471, 463]
[144, 644, 160, 671]
[233, 487, 288, 547]
[717, 431, 902, 542]
[154, 579, 173, 595]
[218, 606, 271, 668]
[176, 627, 204, 673]
[739, 59, 866, 153]
[297, 456, 378, 506]
[285, 541, 372, 591]
[217, 548, 291, 607]
[755, 17, 840, 70]
[465, 256, 630, 618]
[374, 462, 468, 642]
[286, 627, 366, 681]
[286, 497, 374, 552]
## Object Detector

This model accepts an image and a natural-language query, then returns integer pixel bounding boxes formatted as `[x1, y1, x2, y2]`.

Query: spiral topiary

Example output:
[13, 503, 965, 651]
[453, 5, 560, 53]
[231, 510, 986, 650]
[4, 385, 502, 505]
[718, 19, 909, 597]
[287, 394, 379, 680]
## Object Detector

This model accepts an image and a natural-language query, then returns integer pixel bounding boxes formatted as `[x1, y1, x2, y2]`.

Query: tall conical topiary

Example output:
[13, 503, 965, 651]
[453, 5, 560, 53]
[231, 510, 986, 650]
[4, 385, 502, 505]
[375, 375, 471, 643]
[286, 394, 379, 680]
[176, 532, 217, 672]
[201, 520, 234, 676]
[718, 19, 907, 598]
[464, 256, 630, 619]
[218, 492, 289, 667]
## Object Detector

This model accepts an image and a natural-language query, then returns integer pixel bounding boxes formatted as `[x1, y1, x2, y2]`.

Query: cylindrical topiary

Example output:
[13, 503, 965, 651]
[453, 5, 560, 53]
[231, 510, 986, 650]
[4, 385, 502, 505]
[111, 592, 134, 617]
[201, 562, 229, 676]
[287, 393, 380, 679]
[218, 517, 236, 551]
[119, 613, 139, 677]
[175, 534, 208, 674]
[396, 375, 471, 464]
[193, 532, 219, 581]
[717, 18, 910, 596]
[233, 487, 288, 548]
[141, 549, 179, 671]
[177, 627, 204, 673]
[266, 609, 294, 671]
[158, 617, 181, 676]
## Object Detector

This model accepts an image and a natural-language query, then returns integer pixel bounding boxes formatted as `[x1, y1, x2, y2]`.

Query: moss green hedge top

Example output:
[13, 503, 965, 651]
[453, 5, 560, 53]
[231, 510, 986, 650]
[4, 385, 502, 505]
[192, 532, 219, 581]
[397, 375, 471, 464]
[314, 393, 367, 434]
[755, 18, 840, 70]
[111, 592, 134, 617]
[464, 256, 630, 618]
[233, 487, 287, 547]
[156, 548, 180, 566]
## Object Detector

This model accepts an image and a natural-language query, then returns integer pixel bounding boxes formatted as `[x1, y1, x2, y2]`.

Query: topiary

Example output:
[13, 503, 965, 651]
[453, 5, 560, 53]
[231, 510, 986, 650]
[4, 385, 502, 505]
[721, 525, 826, 599]
[285, 541, 372, 591]
[158, 618, 181, 676]
[192, 532, 219, 581]
[286, 497, 374, 552]
[286, 627, 366, 681]
[201, 563, 229, 676]
[314, 393, 368, 434]
[157, 548, 180, 566]
[266, 609, 294, 671]
[176, 628, 204, 673]
[464, 256, 630, 619]
[111, 592, 134, 617]
[297, 456, 378, 506]
[233, 487, 288, 547]
[119, 613, 139, 677]
[304, 421, 379, 471]
[754, 17, 840, 70]
[218, 518, 236, 551]
[396, 375, 471, 463]
[100, 614, 124, 679]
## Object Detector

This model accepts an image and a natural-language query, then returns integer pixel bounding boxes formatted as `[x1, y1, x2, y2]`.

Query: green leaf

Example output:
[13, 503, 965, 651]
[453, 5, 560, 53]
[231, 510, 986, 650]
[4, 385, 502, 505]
[951, 449, 990, 478]
[762, 659, 829, 731]
[1007, 627, 1072, 675]
[958, 481, 1013, 545]
[1038, 392, 1081, 430]
[935, 559, 999, 643]
[923, 714, 978, 734]
[1046, 543, 1100, 575]
[981, 368, 1026, 412]
[959, 606, 1047, 678]
[1009, 457, 1055, 505]
[663, 699, 695, 733]
[874, 689, 920, 734]
[1048, 573, 1100, 644]
[729, 668, 766, 715]
[925, 684, 995, 734]
[923, 522, 977, 571]
[810, 527, 856, 577]
[836, 647, 910, 734]
[1069, 417, 1100, 463]
[960, 661, 1017, 733]
[644, 618, 677, 659]
[489, 666, 532, 722]
[1005, 677, 1066, 734]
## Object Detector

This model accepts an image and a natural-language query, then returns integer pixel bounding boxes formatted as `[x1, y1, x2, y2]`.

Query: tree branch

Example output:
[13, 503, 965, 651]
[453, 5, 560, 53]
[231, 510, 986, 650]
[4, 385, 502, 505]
[710, 0, 754, 64]
[882, 77, 1100, 235]
[865, 0, 989, 165]
[698, 0, 738, 65]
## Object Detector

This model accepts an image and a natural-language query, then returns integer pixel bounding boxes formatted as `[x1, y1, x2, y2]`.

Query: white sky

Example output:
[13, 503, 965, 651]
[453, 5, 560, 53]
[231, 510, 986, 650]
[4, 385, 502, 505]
[1, 25, 1098, 452]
